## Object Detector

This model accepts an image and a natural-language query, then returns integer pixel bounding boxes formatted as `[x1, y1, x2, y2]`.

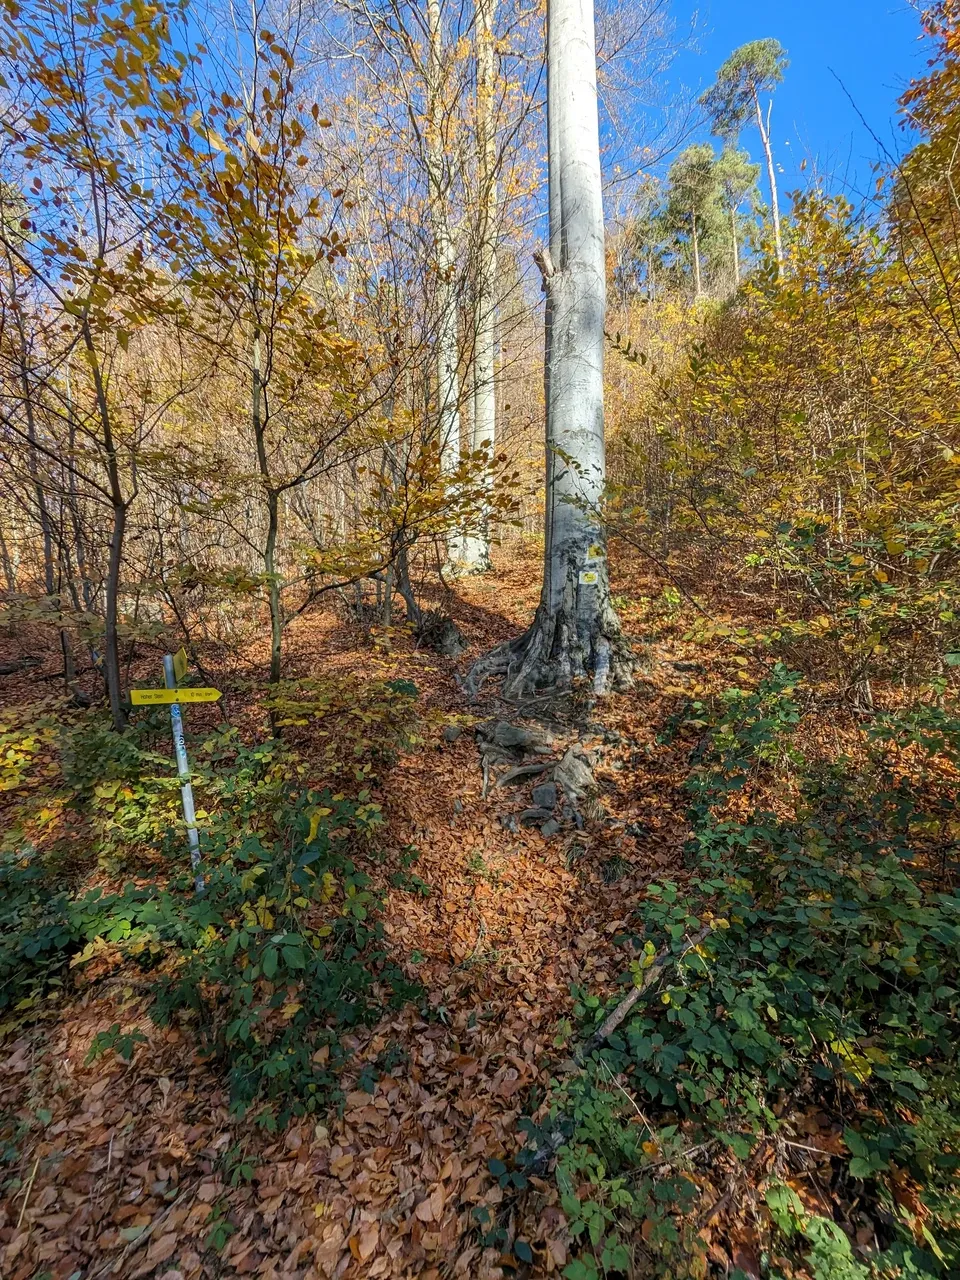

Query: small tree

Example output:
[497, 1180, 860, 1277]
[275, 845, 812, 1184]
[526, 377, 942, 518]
[0, 0, 195, 731]
[662, 144, 725, 300]
[714, 146, 760, 286]
[700, 39, 788, 266]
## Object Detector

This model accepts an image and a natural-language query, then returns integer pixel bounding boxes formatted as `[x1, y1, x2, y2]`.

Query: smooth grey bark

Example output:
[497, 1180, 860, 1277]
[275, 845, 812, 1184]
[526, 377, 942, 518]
[426, 0, 462, 481]
[460, 0, 497, 573]
[754, 92, 783, 266]
[467, 0, 630, 698]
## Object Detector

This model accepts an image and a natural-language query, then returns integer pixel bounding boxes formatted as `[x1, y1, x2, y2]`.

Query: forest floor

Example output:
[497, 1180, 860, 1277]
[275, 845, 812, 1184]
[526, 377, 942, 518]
[0, 546, 759, 1279]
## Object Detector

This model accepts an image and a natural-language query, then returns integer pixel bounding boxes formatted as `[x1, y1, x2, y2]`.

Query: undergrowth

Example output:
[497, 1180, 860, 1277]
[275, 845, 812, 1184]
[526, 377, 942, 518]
[0, 676, 422, 1129]
[523, 667, 960, 1279]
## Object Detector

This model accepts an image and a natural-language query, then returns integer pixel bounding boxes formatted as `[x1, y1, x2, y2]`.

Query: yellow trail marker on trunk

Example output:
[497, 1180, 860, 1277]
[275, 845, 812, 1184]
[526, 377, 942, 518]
[130, 687, 222, 705]
[173, 647, 189, 682]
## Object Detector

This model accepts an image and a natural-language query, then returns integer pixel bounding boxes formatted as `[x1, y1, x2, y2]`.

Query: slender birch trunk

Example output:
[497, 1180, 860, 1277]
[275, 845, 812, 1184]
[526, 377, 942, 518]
[691, 210, 702, 300]
[467, 0, 630, 697]
[754, 91, 783, 266]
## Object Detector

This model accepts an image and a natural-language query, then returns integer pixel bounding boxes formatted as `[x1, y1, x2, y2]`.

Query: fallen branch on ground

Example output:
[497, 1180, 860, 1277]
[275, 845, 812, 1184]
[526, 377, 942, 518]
[528, 924, 712, 1172]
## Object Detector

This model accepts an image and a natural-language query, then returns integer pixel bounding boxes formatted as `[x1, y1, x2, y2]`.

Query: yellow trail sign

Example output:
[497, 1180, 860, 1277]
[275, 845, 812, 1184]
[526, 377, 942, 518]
[131, 687, 222, 705]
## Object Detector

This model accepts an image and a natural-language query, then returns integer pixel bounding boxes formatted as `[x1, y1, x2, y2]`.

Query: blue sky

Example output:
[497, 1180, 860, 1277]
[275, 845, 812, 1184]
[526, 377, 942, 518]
[669, 0, 928, 200]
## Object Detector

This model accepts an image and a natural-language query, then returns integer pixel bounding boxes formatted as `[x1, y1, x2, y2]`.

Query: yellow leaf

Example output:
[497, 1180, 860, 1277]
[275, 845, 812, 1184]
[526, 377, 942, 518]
[307, 806, 332, 843]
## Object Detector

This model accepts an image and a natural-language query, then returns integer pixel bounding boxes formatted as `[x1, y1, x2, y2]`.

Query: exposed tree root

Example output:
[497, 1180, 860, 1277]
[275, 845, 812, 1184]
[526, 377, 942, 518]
[465, 589, 632, 700]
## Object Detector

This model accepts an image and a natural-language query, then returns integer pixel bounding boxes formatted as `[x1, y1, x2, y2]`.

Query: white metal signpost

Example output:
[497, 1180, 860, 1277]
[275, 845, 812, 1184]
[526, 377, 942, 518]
[130, 649, 220, 894]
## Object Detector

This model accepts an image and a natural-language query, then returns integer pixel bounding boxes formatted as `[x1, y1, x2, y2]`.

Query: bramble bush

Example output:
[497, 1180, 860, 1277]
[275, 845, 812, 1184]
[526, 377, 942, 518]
[528, 667, 960, 1279]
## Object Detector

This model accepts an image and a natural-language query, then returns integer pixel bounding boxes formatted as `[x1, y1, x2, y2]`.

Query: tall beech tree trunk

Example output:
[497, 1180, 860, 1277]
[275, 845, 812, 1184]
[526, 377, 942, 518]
[691, 210, 702, 299]
[754, 92, 783, 266]
[467, 0, 630, 698]
[460, 0, 497, 573]
[426, 0, 461, 483]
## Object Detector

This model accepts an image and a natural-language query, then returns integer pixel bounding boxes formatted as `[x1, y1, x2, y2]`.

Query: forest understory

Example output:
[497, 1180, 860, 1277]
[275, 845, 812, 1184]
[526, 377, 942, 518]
[3, 543, 950, 1280]
[0, 548, 695, 1280]
[4, 0, 960, 1276]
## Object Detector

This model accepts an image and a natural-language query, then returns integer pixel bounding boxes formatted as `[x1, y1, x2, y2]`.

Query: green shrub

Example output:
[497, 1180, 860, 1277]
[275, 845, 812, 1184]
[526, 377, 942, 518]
[535, 667, 960, 1278]
[0, 700, 422, 1123]
[148, 787, 420, 1124]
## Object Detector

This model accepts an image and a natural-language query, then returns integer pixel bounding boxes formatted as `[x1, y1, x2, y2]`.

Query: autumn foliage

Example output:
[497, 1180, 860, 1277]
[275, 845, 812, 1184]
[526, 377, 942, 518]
[3, 2, 960, 1280]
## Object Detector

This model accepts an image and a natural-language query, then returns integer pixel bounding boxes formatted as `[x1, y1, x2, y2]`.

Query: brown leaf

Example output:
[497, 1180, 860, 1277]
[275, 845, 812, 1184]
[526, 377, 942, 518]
[429, 1182, 445, 1220]
[358, 1221, 379, 1260]
[145, 1232, 179, 1267]
[732, 1246, 762, 1279]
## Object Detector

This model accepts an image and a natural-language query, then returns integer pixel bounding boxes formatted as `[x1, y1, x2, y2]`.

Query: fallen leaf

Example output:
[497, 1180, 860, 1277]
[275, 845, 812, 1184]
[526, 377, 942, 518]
[145, 1232, 179, 1267]
[358, 1221, 379, 1260]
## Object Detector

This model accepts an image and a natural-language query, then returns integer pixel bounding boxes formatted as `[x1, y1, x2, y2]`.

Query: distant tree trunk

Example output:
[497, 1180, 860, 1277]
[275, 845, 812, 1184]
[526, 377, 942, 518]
[102, 500, 127, 729]
[251, 325, 284, 685]
[8, 265, 76, 690]
[82, 321, 127, 731]
[754, 91, 783, 266]
[691, 210, 702, 299]
[466, 0, 630, 698]
[460, 0, 497, 573]
[425, 0, 462, 485]
[0, 526, 14, 593]
[64, 375, 103, 679]
[265, 489, 282, 684]
[730, 206, 740, 286]
[22, 359, 75, 690]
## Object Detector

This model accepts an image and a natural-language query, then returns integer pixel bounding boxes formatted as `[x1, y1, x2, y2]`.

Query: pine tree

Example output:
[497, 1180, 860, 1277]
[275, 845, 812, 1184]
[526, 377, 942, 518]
[700, 40, 788, 266]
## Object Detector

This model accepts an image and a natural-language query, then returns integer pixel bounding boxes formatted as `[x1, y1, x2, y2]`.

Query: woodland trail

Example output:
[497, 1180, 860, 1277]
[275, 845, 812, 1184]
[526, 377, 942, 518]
[0, 549, 717, 1280]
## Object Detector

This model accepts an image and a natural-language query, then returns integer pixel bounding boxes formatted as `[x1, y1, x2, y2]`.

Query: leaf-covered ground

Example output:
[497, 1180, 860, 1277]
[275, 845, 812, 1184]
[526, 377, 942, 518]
[0, 550, 829, 1279]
